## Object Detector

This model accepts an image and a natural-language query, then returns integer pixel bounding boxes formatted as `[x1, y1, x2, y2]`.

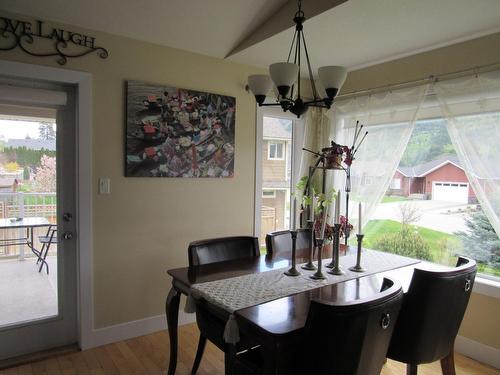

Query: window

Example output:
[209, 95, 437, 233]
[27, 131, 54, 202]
[268, 142, 284, 160]
[262, 190, 276, 198]
[255, 113, 304, 249]
[362, 118, 500, 279]
[391, 178, 401, 189]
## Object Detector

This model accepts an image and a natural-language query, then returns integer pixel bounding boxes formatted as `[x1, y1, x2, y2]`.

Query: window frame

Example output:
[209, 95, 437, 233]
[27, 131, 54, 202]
[391, 178, 402, 189]
[254, 106, 305, 241]
[262, 189, 276, 198]
[267, 141, 285, 160]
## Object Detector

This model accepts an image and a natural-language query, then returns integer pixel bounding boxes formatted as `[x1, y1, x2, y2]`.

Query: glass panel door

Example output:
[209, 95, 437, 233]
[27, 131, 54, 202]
[0, 82, 77, 360]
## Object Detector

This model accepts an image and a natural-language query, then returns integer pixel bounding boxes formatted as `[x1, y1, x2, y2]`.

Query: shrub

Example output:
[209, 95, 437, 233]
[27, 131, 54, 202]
[373, 225, 433, 261]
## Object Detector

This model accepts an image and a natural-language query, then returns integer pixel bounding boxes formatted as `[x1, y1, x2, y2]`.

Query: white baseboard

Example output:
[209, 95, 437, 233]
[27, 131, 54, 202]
[81, 311, 196, 350]
[455, 335, 500, 370]
[82, 314, 500, 371]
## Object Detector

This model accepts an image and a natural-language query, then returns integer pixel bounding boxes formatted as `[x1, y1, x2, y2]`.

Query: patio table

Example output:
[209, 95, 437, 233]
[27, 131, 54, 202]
[0, 217, 51, 266]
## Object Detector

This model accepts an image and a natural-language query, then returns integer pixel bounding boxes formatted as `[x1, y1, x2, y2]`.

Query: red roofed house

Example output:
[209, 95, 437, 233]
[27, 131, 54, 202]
[389, 155, 476, 204]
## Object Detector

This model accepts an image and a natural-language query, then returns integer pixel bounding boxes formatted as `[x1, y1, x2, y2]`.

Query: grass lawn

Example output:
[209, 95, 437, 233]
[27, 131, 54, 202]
[357, 219, 500, 277]
[358, 219, 460, 263]
[381, 196, 408, 203]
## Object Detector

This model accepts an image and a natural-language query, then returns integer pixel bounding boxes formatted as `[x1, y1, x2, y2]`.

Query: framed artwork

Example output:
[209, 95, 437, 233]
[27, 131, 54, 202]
[125, 80, 236, 177]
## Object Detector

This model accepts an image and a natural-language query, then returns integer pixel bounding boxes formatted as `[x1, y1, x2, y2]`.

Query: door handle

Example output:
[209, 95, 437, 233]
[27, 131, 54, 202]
[62, 232, 73, 240]
[63, 213, 73, 222]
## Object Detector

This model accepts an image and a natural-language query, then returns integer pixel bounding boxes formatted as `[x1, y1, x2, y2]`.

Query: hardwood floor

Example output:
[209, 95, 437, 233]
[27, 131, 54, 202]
[1, 323, 499, 374]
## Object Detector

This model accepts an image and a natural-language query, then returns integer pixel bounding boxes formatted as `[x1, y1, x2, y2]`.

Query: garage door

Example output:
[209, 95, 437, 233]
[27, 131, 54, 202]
[432, 182, 469, 203]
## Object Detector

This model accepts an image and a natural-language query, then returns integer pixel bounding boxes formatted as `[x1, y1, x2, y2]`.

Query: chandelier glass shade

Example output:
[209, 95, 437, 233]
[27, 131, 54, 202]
[247, 0, 347, 118]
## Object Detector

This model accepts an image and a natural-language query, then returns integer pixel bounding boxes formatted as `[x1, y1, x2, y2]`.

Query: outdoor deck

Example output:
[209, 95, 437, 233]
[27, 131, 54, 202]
[0, 256, 58, 328]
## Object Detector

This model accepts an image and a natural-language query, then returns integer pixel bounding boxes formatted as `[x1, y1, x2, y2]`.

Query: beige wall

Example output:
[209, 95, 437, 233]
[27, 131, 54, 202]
[342, 32, 500, 351]
[0, 12, 264, 328]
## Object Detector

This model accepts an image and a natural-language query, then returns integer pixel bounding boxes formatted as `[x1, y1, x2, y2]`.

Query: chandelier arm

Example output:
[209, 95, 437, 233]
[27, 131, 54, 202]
[301, 30, 319, 100]
[297, 27, 301, 98]
[287, 29, 298, 63]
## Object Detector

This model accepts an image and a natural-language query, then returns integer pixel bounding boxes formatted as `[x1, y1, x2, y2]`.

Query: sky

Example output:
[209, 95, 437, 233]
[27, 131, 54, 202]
[0, 119, 55, 141]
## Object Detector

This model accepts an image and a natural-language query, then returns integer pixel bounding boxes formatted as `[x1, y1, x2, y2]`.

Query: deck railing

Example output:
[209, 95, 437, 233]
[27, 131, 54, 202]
[0, 192, 57, 259]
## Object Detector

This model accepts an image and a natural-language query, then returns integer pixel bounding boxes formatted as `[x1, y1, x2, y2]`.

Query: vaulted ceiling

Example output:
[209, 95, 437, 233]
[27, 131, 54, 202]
[2, 0, 500, 72]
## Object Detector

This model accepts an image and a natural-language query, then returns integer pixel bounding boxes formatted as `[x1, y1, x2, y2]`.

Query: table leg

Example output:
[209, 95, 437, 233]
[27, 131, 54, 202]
[165, 285, 181, 375]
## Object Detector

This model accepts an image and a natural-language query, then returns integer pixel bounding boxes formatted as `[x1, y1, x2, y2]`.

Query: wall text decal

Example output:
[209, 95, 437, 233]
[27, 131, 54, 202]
[0, 16, 109, 65]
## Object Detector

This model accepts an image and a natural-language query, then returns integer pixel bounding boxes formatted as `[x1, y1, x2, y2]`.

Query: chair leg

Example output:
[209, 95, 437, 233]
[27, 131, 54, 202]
[407, 364, 418, 375]
[191, 334, 207, 374]
[440, 350, 456, 375]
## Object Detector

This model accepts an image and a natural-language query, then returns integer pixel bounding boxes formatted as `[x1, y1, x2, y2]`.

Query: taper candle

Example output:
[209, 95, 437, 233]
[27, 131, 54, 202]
[334, 190, 341, 224]
[358, 202, 362, 234]
[320, 203, 329, 239]
[310, 194, 316, 221]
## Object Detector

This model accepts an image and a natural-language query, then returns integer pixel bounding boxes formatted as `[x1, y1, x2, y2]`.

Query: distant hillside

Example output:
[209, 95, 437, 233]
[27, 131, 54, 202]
[400, 119, 456, 167]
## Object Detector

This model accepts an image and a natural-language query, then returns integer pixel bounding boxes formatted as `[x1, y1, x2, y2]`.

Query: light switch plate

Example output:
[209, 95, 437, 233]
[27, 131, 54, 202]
[98, 178, 110, 194]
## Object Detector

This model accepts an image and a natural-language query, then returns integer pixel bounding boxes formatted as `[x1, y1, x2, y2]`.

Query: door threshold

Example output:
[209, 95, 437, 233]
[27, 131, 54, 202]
[0, 343, 79, 370]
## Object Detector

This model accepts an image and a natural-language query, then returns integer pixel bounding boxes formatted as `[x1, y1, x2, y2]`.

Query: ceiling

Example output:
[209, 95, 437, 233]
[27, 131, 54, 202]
[2, 0, 500, 73]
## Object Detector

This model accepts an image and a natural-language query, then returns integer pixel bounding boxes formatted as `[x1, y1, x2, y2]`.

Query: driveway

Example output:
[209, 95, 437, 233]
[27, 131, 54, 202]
[372, 200, 470, 234]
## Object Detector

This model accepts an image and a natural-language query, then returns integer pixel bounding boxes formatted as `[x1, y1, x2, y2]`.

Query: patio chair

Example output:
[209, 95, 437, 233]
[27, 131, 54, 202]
[37, 225, 58, 274]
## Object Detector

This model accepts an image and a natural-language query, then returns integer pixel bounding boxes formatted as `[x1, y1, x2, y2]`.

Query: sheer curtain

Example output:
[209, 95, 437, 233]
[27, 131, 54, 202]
[434, 70, 500, 238]
[329, 84, 429, 233]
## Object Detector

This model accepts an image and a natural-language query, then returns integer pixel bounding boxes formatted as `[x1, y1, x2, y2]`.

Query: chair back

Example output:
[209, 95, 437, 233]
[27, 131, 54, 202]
[302, 278, 403, 375]
[188, 236, 259, 266]
[265, 229, 311, 256]
[387, 256, 477, 365]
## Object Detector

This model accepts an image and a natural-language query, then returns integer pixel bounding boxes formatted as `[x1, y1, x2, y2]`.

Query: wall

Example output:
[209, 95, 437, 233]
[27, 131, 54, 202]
[343, 32, 500, 353]
[262, 139, 287, 181]
[0, 12, 264, 329]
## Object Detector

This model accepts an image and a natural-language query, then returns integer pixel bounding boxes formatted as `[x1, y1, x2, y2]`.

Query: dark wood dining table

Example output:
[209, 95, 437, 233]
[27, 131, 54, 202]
[166, 247, 429, 375]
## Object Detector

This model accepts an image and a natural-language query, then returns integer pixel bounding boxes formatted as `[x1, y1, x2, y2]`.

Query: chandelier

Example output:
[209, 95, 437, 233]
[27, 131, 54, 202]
[247, 0, 347, 118]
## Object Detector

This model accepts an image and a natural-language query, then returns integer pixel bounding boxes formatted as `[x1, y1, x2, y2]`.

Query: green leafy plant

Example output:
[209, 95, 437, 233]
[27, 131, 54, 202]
[373, 225, 432, 261]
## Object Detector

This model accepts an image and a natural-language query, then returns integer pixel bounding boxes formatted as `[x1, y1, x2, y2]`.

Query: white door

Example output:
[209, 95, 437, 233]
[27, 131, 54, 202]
[432, 182, 469, 203]
[0, 80, 77, 360]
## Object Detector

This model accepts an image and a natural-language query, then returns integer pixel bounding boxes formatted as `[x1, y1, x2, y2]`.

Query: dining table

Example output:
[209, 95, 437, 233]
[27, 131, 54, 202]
[166, 246, 436, 375]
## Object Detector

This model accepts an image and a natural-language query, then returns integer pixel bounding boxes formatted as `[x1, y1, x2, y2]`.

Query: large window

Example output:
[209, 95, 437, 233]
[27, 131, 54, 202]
[362, 118, 500, 278]
[255, 113, 304, 249]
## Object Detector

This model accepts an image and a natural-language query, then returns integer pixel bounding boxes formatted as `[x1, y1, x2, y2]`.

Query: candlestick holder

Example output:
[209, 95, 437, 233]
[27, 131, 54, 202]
[284, 230, 301, 276]
[310, 238, 326, 280]
[302, 220, 317, 271]
[349, 234, 366, 272]
[328, 223, 345, 275]
[325, 223, 340, 269]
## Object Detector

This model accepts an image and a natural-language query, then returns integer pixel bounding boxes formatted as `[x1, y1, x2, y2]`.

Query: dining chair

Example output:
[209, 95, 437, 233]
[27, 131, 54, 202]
[229, 277, 404, 375]
[188, 236, 260, 374]
[386, 256, 477, 375]
[265, 228, 311, 256]
[36, 225, 58, 274]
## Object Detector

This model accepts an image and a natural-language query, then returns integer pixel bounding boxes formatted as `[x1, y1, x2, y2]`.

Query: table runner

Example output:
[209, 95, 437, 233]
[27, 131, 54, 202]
[187, 250, 420, 343]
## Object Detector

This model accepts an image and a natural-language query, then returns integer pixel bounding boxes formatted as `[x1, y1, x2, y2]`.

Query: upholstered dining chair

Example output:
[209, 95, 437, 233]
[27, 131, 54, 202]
[386, 256, 477, 375]
[188, 236, 260, 374]
[229, 277, 404, 375]
[265, 228, 311, 256]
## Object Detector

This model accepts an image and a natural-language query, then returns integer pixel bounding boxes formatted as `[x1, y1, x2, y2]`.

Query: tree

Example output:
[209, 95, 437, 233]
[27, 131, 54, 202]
[455, 211, 500, 268]
[32, 155, 56, 192]
[398, 203, 422, 225]
[39, 122, 56, 140]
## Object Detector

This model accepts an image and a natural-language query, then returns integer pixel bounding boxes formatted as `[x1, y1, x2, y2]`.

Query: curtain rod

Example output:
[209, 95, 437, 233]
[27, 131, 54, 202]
[336, 61, 500, 100]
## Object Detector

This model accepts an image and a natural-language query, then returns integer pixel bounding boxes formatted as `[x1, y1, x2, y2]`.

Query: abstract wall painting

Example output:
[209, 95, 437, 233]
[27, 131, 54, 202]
[126, 80, 235, 177]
